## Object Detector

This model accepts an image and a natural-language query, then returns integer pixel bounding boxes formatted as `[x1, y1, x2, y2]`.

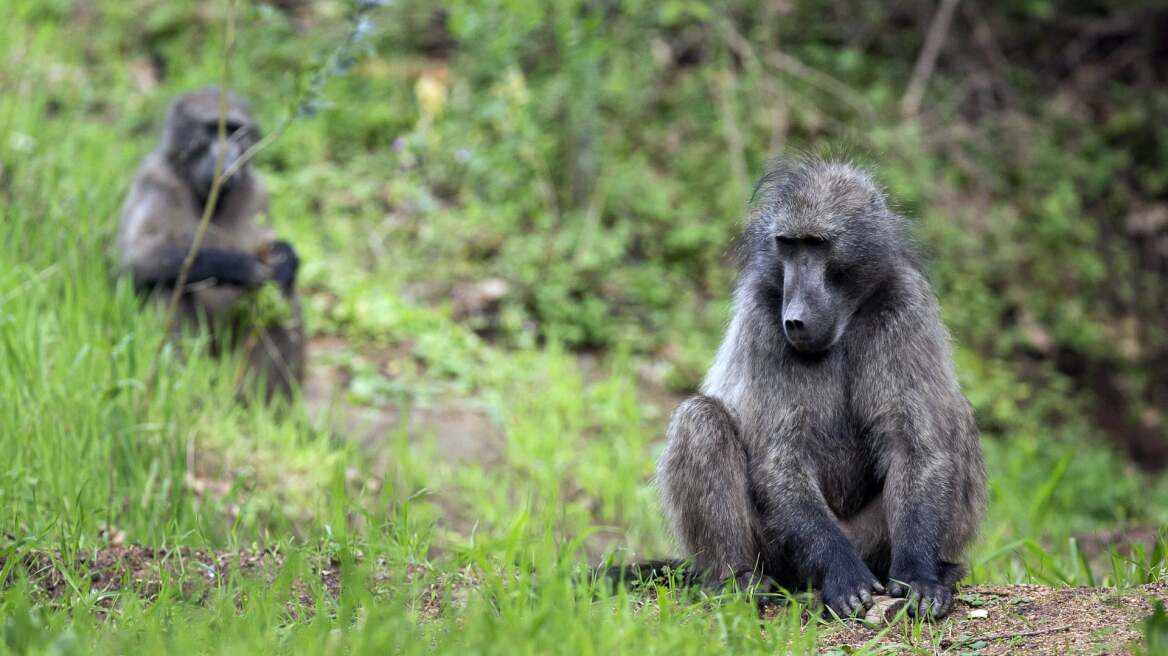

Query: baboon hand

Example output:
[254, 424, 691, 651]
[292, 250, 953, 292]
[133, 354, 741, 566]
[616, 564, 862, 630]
[822, 566, 884, 618]
[267, 240, 300, 294]
[886, 577, 953, 619]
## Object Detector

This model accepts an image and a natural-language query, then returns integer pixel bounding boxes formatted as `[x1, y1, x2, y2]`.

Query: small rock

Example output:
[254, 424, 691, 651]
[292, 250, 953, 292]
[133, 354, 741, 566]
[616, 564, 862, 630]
[864, 596, 907, 624]
[98, 523, 126, 547]
[451, 277, 510, 320]
[967, 608, 989, 619]
[129, 58, 160, 92]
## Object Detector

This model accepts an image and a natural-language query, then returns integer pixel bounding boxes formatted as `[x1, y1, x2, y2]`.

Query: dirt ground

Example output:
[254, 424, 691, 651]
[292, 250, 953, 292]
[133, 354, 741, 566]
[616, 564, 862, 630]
[2, 544, 1163, 653]
[0, 546, 341, 618]
[301, 336, 509, 471]
[299, 336, 686, 491]
[817, 583, 1167, 654]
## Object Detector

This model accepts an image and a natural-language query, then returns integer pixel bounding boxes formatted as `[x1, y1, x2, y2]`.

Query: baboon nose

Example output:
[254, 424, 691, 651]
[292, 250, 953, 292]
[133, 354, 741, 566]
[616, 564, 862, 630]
[784, 318, 804, 332]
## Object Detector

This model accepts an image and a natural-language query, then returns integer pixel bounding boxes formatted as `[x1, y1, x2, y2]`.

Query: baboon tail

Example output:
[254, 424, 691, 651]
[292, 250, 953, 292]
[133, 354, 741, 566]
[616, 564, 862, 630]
[595, 559, 699, 589]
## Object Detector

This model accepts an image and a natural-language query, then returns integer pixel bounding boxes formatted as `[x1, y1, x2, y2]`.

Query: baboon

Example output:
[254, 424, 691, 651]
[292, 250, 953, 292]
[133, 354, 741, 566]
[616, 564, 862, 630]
[656, 158, 985, 619]
[118, 87, 305, 401]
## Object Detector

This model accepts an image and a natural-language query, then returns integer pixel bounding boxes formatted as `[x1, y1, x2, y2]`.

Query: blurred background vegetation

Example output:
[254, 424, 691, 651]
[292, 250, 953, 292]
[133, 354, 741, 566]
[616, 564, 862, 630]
[2, 0, 1168, 652]
[253, 0, 1168, 469]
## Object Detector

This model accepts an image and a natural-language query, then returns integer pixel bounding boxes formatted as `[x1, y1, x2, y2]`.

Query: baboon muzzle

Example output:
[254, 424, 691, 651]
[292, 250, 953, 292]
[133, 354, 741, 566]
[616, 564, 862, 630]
[781, 256, 839, 353]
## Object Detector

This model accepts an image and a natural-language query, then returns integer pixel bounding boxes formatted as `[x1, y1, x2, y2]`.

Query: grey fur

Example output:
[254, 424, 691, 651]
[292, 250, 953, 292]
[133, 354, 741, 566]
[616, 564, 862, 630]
[657, 158, 985, 619]
[118, 87, 305, 402]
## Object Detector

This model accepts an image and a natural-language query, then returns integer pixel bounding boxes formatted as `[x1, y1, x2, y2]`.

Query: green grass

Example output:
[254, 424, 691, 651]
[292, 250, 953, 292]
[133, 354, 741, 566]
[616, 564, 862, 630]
[2, 1, 1167, 654]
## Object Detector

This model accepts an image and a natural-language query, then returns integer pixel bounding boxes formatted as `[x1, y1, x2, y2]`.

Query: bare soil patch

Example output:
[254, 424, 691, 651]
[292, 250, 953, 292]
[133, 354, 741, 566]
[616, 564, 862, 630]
[0, 545, 341, 615]
[818, 583, 1168, 655]
[302, 336, 505, 469]
[301, 336, 685, 473]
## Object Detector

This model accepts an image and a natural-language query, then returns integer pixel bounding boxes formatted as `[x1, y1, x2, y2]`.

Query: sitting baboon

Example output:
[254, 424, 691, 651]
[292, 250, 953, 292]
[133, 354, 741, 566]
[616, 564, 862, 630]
[118, 87, 305, 401]
[656, 158, 985, 619]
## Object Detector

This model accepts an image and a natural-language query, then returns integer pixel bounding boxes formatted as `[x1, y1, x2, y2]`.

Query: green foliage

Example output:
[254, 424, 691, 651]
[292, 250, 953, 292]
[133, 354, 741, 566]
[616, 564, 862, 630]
[233, 283, 294, 327]
[1142, 601, 1168, 656]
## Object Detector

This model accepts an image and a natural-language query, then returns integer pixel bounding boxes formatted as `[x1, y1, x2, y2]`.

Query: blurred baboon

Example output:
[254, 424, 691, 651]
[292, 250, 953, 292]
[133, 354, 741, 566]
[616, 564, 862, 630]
[656, 158, 985, 619]
[118, 87, 305, 401]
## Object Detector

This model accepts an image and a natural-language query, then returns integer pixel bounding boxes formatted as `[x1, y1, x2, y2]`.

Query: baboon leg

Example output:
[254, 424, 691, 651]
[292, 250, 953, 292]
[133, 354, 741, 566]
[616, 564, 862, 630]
[657, 395, 764, 584]
[751, 455, 885, 617]
[240, 301, 305, 403]
[836, 488, 964, 617]
[245, 328, 303, 402]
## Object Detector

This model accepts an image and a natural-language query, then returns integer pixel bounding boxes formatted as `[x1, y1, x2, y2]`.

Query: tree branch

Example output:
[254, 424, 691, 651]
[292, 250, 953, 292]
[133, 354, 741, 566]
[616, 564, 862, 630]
[900, 0, 961, 118]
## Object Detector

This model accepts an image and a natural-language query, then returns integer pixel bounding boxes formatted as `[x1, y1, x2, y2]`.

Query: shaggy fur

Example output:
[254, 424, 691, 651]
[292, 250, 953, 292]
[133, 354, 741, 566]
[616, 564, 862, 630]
[118, 87, 305, 402]
[657, 158, 985, 619]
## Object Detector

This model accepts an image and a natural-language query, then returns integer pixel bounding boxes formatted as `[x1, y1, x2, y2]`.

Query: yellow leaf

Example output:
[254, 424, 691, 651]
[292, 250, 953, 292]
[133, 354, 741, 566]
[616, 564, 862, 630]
[415, 69, 448, 120]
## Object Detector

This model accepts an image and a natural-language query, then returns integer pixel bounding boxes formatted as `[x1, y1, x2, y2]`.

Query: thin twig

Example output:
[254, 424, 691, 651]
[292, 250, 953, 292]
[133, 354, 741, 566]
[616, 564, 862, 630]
[764, 51, 876, 122]
[717, 18, 788, 157]
[963, 2, 1009, 76]
[142, 0, 239, 408]
[714, 64, 749, 200]
[900, 0, 961, 118]
[965, 624, 1075, 643]
[230, 321, 297, 398]
[139, 1, 384, 409]
[0, 263, 60, 305]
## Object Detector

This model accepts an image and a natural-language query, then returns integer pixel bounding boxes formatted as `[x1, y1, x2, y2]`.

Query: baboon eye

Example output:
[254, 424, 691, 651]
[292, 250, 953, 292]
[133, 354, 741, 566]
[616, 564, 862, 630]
[203, 121, 246, 137]
[775, 235, 829, 249]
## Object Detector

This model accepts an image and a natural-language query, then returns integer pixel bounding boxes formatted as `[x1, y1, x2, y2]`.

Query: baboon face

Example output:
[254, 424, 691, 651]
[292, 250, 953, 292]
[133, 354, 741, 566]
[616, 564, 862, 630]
[163, 87, 260, 201]
[764, 163, 895, 354]
[773, 234, 851, 353]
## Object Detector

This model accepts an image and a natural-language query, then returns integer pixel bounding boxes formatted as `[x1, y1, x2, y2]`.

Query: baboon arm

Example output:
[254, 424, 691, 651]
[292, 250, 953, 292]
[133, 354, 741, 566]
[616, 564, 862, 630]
[129, 245, 267, 291]
[758, 466, 872, 586]
[121, 184, 267, 292]
[882, 446, 953, 582]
